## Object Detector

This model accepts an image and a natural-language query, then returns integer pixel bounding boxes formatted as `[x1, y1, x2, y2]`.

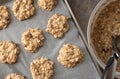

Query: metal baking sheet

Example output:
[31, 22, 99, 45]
[0, 0, 99, 79]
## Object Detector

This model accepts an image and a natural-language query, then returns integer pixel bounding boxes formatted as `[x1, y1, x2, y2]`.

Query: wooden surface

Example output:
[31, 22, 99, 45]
[67, 0, 100, 38]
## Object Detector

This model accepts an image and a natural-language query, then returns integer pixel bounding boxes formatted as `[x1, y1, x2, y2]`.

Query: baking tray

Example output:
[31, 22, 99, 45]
[0, 0, 100, 79]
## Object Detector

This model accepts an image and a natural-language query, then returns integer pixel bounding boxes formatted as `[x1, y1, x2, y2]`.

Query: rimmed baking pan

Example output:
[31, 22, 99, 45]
[0, 0, 99, 79]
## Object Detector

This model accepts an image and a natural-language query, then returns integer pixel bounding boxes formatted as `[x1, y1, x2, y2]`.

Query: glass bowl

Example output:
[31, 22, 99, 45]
[87, 0, 120, 78]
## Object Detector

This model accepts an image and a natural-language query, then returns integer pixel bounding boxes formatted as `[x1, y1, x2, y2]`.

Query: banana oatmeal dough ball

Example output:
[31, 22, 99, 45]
[5, 73, 25, 79]
[57, 44, 84, 68]
[12, 0, 35, 21]
[0, 6, 10, 30]
[38, 0, 57, 11]
[0, 41, 20, 64]
[30, 57, 54, 79]
[21, 28, 45, 53]
[46, 13, 70, 38]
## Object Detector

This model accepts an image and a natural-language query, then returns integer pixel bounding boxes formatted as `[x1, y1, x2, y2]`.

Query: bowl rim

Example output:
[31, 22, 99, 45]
[87, 0, 120, 77]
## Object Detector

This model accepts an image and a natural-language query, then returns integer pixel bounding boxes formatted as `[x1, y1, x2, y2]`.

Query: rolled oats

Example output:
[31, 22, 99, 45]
[21, 28, 45, 53]
[57, 44, 84, 68]
[46, 13, 70, 38]
[0, 41, 20, 64]
[0, 6, 10, 30]
[5, 73, 25, 79]
[12, 0, 35, 21]
[38, 0, 57, 11]
[30, 57, 54, 79]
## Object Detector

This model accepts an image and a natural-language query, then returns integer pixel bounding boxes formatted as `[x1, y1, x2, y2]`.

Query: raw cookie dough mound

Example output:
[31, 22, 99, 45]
[30, 57, 54, 79]
[12, 0, 35, 21]
[5, 73, 25, 79]
[0, 41, 20, 64]
[21, 28, 45, 53]
[57, 44, 84, 68]
[38, 0, 57, 11]
[0, 6, 10, 30]
[46, 13, 70, 38]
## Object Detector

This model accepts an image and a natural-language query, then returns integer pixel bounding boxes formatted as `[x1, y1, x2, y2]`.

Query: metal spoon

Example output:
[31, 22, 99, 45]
[101, 35, 120, 79]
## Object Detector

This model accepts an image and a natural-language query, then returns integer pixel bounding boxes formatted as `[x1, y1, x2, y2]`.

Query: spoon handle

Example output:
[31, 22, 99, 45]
[101, 56, 117, 79]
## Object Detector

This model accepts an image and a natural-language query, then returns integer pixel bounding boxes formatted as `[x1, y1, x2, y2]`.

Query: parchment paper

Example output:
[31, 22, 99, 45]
[0, 0, 98, 79]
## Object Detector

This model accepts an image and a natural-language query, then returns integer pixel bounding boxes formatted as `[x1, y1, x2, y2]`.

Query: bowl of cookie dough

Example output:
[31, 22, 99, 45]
[87, 0, 120, 78]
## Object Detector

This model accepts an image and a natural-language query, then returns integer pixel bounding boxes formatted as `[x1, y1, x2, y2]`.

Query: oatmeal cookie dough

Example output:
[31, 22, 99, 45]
[0, 41, 20, 64]
[38, 0, 57, 11]
[57, 44, 84, 68]
[46, 13, 70, 38]
[5, 73, 25, 79]
[21, 28, 45, 53]
[30, 57, 54, 79]
[12, 0, 35, 21]
[91, 0, 120, 71]
[0, 6, 10, 30]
